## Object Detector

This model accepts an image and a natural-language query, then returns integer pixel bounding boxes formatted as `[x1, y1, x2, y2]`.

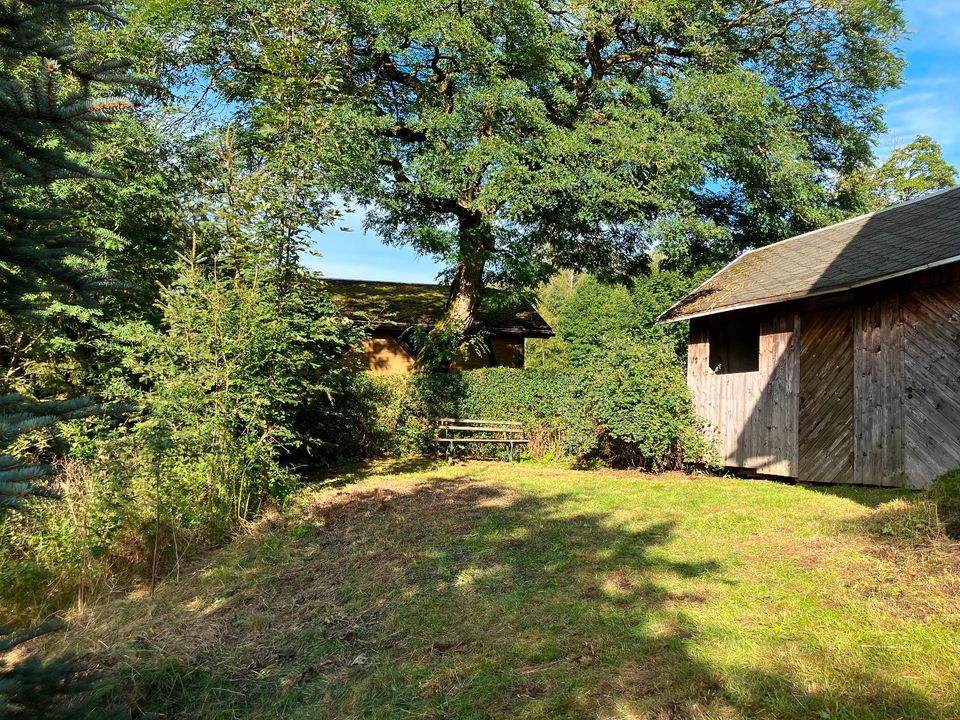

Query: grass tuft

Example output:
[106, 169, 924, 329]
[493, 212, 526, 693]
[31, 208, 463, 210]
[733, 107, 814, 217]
[864, 498, 946, 544]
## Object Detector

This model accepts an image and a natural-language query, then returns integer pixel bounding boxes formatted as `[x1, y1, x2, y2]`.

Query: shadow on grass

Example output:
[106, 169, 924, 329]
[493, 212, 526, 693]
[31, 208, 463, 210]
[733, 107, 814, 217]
[304, 455, 447, 489]
[802, 482, 916, 508]
[90, 475, 946, 719]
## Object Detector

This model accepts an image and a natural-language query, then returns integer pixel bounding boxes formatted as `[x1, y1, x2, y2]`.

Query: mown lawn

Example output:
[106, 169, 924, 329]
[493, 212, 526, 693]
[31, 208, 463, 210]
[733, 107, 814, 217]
[46, 460, 960, 719]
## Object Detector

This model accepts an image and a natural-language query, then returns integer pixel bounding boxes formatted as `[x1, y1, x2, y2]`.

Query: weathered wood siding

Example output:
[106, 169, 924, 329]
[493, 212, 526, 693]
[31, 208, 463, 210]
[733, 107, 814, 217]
[490, 338, 524, 368]
[852, 295, 905, 486]
[902, 279, 960, 488]
[688, 310, 799, 476]
[688, 265, 960, 488]
[798, 305, 854, 484]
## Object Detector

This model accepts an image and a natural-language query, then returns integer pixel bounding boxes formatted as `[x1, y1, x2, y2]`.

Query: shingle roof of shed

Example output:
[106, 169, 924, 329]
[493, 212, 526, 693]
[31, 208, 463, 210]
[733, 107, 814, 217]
[660, 186, 960, 322]
[323, 278, 553, 337]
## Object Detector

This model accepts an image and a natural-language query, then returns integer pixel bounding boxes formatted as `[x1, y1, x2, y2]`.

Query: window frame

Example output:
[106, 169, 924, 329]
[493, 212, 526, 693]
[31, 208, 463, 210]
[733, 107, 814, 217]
[708, 314, 761, 375]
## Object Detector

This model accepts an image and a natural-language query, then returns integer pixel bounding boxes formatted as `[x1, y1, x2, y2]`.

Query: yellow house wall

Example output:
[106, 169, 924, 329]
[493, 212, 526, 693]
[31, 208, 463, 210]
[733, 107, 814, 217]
[353, 334, 529, 374]
[356, 336, 416, 375]
[449, 343, 492, 371]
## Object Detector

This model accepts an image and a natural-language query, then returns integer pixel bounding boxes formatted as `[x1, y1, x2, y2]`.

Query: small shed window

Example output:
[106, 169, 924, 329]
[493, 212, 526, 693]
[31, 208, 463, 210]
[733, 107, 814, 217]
[709, 316, 760, 374]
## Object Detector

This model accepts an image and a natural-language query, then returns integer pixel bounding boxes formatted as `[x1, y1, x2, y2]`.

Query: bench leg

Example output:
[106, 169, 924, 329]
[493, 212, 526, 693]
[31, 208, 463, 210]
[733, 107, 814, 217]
[447, 440, 455, 465]
[508, 441, 514, 463]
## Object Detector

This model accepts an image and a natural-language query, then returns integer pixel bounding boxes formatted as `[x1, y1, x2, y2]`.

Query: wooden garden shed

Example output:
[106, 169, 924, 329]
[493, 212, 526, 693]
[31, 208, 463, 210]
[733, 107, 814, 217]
[660, 187, 960, 489]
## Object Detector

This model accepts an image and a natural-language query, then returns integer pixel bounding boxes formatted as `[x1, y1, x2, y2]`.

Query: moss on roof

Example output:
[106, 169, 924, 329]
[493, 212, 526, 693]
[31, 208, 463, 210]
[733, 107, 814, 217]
[661, 186, 960, 322]
[323, 278, 553, 336]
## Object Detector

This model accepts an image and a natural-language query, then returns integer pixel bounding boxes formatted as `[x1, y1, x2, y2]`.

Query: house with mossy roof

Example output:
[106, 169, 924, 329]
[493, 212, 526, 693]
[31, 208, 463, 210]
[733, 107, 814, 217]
[324, 278, 553, 374]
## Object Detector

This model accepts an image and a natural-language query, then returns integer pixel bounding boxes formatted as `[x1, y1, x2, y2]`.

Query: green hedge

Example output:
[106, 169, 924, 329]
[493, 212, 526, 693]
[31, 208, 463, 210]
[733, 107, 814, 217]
[414, 368, 578, 422]
[929, 469, 960, 539]
[340, 350, 713, 470]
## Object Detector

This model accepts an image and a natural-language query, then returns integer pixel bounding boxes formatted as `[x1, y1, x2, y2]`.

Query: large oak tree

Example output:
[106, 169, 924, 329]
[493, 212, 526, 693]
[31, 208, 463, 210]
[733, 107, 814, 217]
[144, 0, 904, 334]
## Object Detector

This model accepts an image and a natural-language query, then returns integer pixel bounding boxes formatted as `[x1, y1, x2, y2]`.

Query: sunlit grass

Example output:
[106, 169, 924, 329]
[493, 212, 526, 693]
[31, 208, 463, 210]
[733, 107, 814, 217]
[46, 460, 960, 719]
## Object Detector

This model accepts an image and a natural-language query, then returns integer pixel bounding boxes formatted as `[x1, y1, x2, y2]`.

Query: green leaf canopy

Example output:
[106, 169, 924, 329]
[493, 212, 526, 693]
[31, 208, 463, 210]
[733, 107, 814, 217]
[143, 0, 905, 324]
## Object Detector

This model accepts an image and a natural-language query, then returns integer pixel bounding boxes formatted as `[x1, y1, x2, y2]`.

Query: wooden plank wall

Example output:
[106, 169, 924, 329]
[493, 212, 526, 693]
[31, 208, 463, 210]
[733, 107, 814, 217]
[902, 280, 960, 488]
[687, 311, 799, 476]
[688, 265, 960, 487]
[846, 269, 960, 488]
[852, 295, 906, 486]
[490, 338, 524, 368]
[798, 306, 854, 484]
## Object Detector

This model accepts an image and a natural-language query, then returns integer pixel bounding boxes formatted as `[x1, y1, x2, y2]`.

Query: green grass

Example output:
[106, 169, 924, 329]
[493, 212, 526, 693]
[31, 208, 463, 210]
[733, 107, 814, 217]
[43, 460, 960, 719]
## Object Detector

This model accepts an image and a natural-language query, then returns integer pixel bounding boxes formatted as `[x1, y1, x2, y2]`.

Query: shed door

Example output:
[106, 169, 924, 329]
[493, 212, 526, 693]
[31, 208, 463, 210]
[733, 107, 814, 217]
[799, 307, 854, 483]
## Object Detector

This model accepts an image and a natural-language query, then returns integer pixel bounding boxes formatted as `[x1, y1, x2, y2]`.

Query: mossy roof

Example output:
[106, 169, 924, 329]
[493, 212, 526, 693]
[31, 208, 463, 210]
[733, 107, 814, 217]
[323, 278, 553, 337]
[660, 186, 960, 322]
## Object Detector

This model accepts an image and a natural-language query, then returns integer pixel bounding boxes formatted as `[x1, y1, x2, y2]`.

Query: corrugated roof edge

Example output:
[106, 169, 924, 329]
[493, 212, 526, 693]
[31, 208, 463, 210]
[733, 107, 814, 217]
[657, 185, 960, 324]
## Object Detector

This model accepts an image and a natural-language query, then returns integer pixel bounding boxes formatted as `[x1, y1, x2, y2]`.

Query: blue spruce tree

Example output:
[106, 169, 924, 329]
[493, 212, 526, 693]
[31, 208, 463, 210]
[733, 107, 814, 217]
[1, 1, 137, 715]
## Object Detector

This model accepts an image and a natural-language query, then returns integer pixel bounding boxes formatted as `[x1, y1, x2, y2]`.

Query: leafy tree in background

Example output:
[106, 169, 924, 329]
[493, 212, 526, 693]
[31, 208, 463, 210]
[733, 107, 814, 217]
[868, 135, 957, 208]
[139, 0, 905, 341]
[524, 271, 581, 370]
[552, 272, 699, 366]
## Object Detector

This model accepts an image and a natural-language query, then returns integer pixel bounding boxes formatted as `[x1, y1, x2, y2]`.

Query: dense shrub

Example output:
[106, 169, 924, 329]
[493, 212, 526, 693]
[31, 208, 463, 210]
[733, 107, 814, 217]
[928, 469, 960, 539]
[350, 344, 711, 470]
[554, 273, 697, 365]
[0, 264, 361, 615]
[0, 459, 131, 623]
[574, 341, 712, 469]
[102, 265, 358, 528]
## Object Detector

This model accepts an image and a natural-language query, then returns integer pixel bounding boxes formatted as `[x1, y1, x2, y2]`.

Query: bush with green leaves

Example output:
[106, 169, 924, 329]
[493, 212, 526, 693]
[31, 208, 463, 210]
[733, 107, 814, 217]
[574, 340, 712, 469]
[0, 261, 360, 617]
[928, 469, 960, 540]
[554, 272, 702, 366]
[105, 260, 359, 533]
[353, 351, 711, 470]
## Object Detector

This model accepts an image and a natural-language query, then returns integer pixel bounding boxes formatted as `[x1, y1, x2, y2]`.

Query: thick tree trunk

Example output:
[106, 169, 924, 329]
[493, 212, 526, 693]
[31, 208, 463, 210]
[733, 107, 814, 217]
[444, 212, 492, 331]
[416, 214, 491, 371]
[445, 256, 485, 331]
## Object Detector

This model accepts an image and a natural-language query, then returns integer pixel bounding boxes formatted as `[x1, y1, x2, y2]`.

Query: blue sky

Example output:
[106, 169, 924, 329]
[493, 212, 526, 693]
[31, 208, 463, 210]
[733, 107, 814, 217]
[882, 3, 960, 168]
[305, 0, 960, 284]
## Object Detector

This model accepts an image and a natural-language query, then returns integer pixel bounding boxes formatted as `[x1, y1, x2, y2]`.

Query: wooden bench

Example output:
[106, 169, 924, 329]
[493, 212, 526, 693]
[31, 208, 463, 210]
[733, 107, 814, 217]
[434, 418, 528, 462]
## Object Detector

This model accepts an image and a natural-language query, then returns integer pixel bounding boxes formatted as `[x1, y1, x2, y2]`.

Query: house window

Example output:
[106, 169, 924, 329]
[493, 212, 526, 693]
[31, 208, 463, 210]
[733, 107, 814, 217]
[709, 316, 760, 374]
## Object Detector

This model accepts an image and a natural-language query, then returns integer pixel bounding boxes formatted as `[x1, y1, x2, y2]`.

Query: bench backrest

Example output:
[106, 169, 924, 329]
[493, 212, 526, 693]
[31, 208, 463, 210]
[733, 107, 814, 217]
[435, 418, 524, 436]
